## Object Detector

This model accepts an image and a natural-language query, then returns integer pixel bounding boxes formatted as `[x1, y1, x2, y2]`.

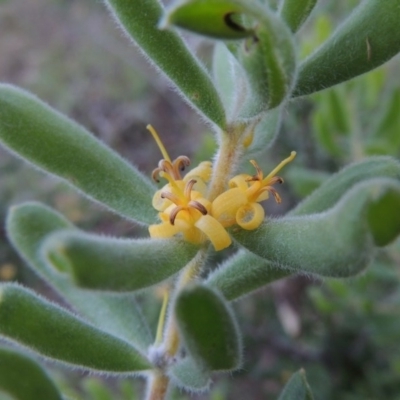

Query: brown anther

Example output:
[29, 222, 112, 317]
[175, 156, 190, 171]
[268, 176, 284, 185]
[151, 168, 161, 183]
[169, 206, 184, 225]
[189, 200, 208, 215]
[268, 187, 282, 203]
[160, 191, 180, 205]
[184, 179, 197, 199]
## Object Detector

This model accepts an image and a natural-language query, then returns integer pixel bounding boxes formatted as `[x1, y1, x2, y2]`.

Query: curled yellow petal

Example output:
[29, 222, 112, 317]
[211, 188, 248, 227]
[236, 203, 265, 230]
[195, 214, 232, 251]
[185, 161, 213, 182]
[229, 174, 250, 191]
[149, 221, 181, 239]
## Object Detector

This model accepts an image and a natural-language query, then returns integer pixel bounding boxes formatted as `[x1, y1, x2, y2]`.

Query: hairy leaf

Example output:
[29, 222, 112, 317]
[234, 179, 400, 277]
[164, 0, 255, 39]
[0, 284, 151, 372]
[169, 356, 211, 392]
[105, 0, 226, 128]
[0, 84, 156, 225]
[175, 284, 242, 371]
[42, 230, 197, 292]
[6, 202, 153, 351]
[291, 157, 400, 216]
[0, 346, 63, 400]
[279, 0, 317, 33]
[293, 0, 400, 96]
[206, 249, 288, 301]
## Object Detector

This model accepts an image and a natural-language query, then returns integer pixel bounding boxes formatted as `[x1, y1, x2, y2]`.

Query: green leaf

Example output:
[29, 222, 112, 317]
[238, 10, 296, 115]
[6, 202, 153, 352]
[293, 0, 400, 96]
[290, 157, 400, 216]
[212, 42, 247, 120]
[104, 0, 226, 128]
[206, 249, 288, 301]
[279, 0, 317, 33]
[0, 346, 63, 400]
[0, 283, 151, 372]
[286, 167, 330, 198]
[368, 88, 400, 154]
[0, 84, 156, 225]
[367, 187, 400, 247]
[42, 230, 198, 292]
[169, 356, 211, 392]
[246, 106, 283, 155]
[164, 0, 255, 39]
[277, 369, 314, 400]
[175, 284, 242, 371]
[233, 179, 400, 277]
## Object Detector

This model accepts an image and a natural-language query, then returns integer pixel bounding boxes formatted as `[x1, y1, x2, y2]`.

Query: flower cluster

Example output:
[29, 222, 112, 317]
[147, 125, 295, 251]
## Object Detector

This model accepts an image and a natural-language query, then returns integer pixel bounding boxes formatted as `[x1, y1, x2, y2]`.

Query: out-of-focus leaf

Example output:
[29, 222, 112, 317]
[279, 0, 317, 33]
[105, 0, 226, 128]
[277, 369, 314, 400]
[290, 157, 400, 216]
[367, 187, 400, 247]
[0, 84, 156, 225]
[0, 346, 63, 400]
[42, 230, 197, 292]
[169, 356, 211, 392]
[6, 202, 153, 352]
[212, 42, 247, 120]
[293, 0, 400, 96]
[175, 284, 242, 371]
[0, 284, 151, 372]
[368, 88, 400, 154]
[286, 166, 330, 198]
[206, 249, 288, 301]
[163, 0, 255, 39]
[234, 179, 400, 277]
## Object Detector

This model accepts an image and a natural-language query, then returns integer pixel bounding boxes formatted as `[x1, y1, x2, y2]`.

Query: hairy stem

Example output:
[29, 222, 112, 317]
[145, 372, 169, 400]
[207, 124, 247, 201]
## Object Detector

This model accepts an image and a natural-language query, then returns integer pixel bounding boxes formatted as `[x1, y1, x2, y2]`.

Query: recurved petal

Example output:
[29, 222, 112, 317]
[211, 188, 248, 227]
[152, 188, 172, 211]
[229, 174, 251, 190]
[186, 161, 213, 182]
[149, 221, 181, 239]
[195, 215, 232, 251]
[236, 203, 265, 230]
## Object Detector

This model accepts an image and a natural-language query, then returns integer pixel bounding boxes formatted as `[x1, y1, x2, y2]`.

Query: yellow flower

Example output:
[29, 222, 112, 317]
[211, 151, 296, 230]
[147, 125, 231, 251]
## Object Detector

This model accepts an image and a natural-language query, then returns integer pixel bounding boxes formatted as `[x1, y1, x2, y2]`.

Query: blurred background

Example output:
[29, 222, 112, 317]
[1, 0, 400, 399]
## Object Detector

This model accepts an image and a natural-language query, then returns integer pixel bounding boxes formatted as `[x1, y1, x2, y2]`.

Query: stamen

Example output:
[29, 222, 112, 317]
[267, 187, 282, 203]
[263, 151, 296, 183]
[160, 191, 181, 205]
[147, 124, 171, 162]
[184, 179, 197, 199]
[189, 200, 208, 215]
[169, 206, 184, 225]
[249, 160, 263, 181]
[151, 169, 161, 183]
[173, 156, 191, 179]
